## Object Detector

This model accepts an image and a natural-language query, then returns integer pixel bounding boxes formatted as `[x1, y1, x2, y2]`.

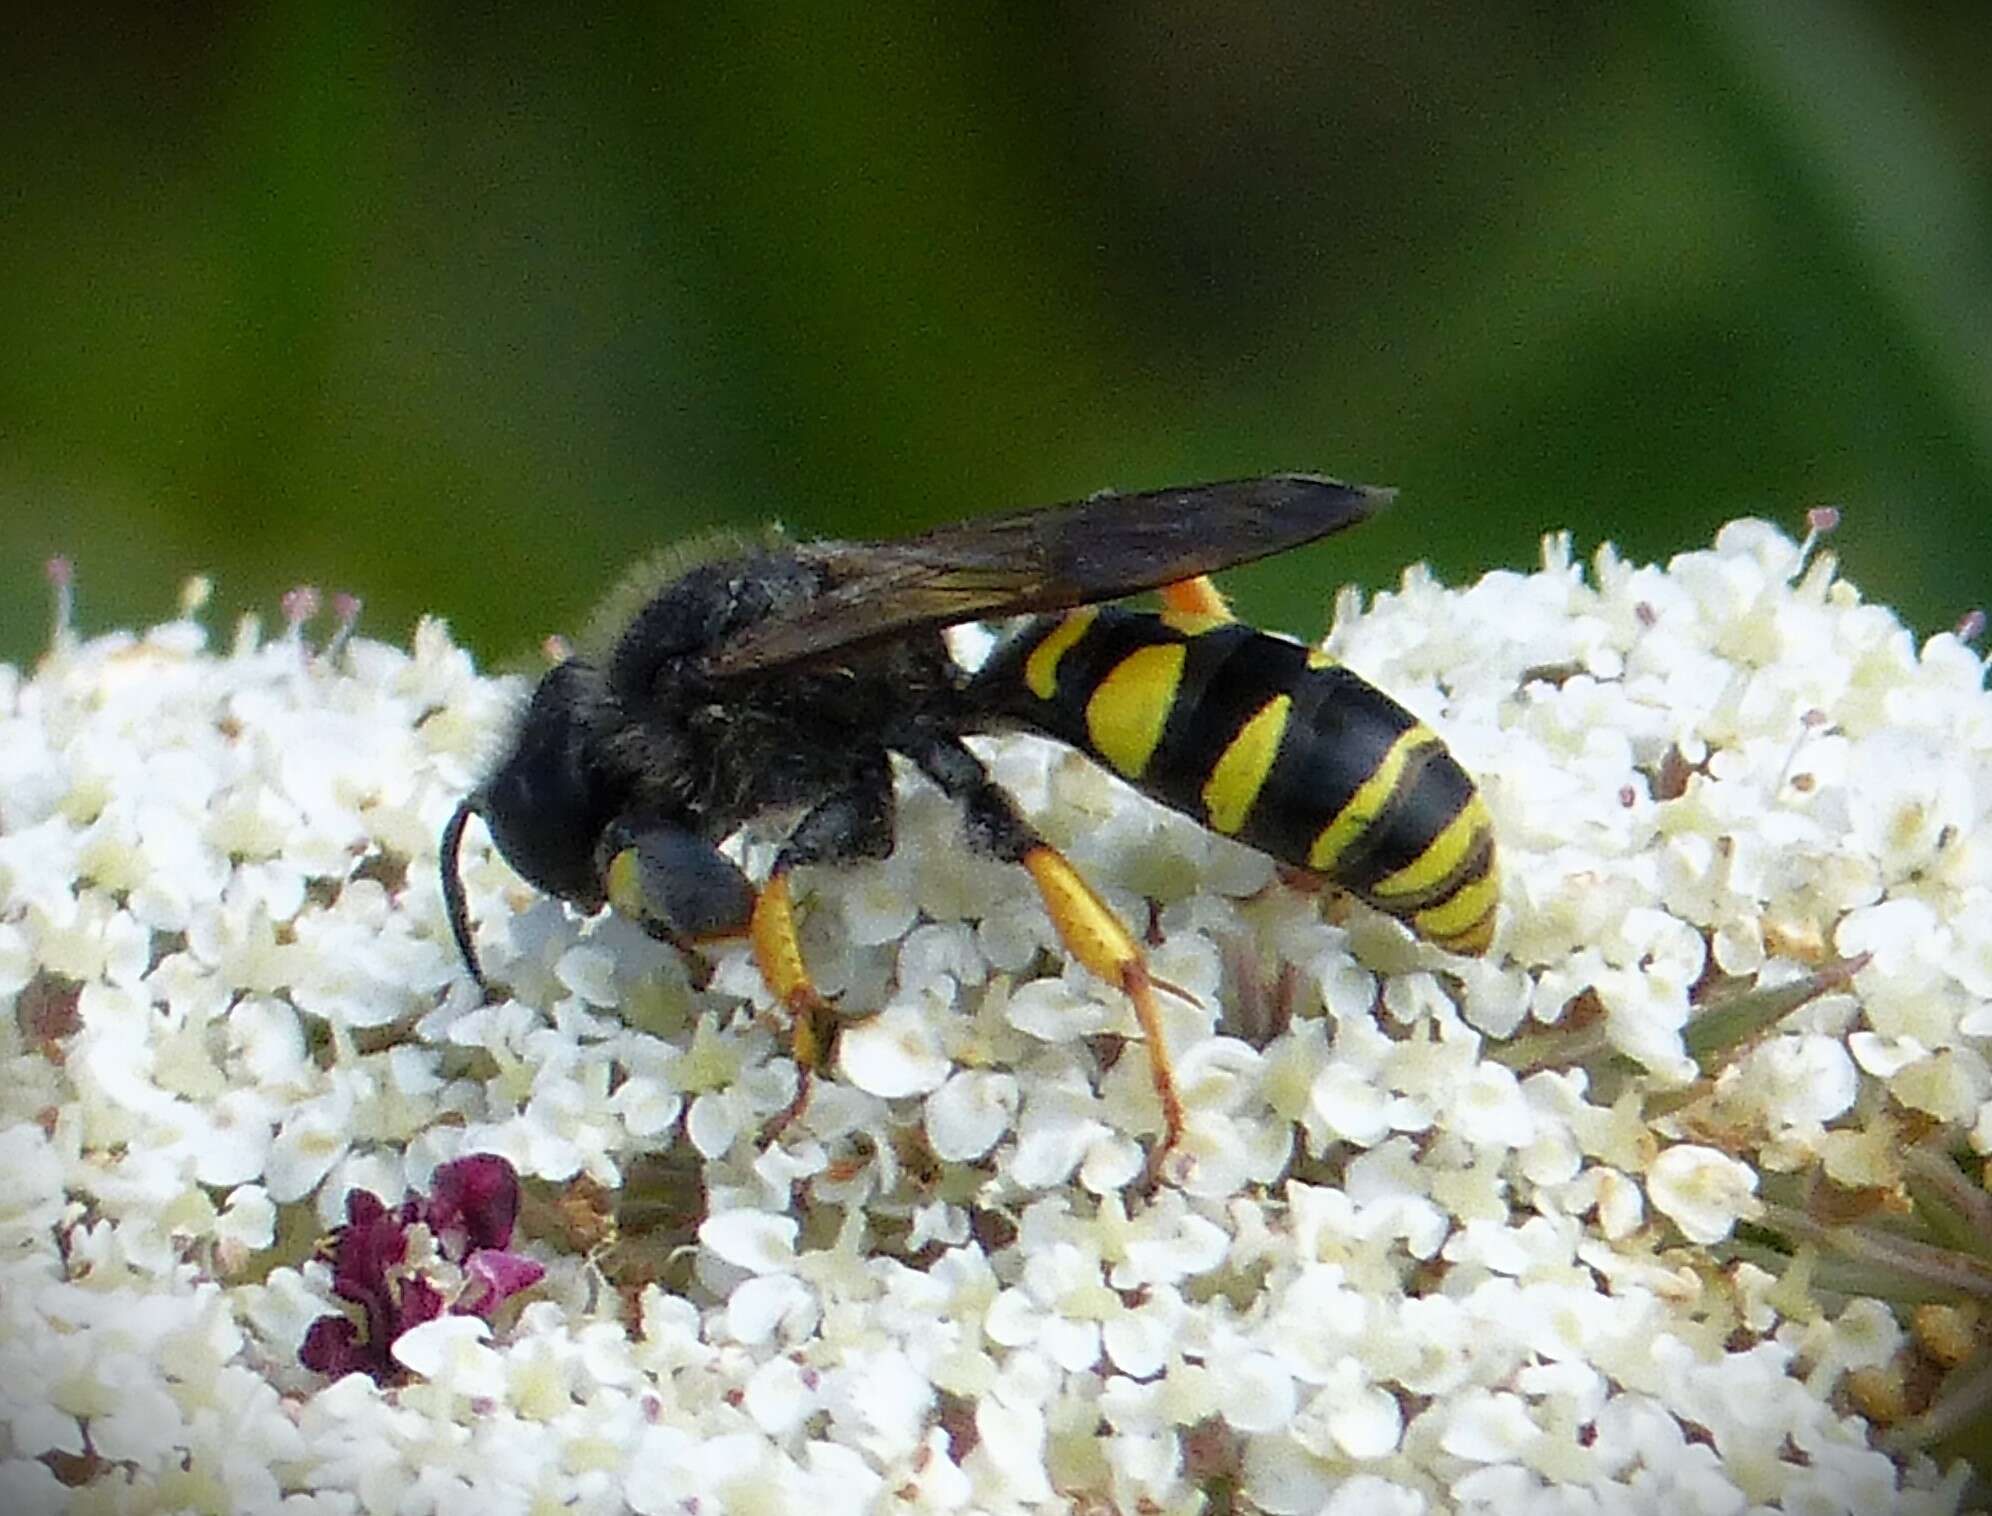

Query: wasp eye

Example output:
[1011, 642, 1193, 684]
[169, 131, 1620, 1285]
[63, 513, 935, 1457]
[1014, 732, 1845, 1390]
[478, 663, 616, 909]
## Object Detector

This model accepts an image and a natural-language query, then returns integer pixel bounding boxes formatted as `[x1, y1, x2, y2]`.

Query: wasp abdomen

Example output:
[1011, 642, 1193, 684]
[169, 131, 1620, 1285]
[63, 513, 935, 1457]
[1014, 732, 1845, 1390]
[974, 608, 1497, 954]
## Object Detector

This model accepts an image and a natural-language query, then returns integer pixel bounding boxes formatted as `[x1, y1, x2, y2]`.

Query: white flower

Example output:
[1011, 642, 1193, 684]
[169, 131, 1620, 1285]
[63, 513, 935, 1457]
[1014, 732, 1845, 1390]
[0, 1460, 66, 1516]
[1646, 1143, 1763, 1244]
[1437, 1386, 1543, 1463]
[0, 1124, 64, 1237]
[1295, 1357, 1404, 1459]
[838, 994, 954, 1098]
[698, 1207, 799, 1275]
[924, 1067, 1019, 1160]
[1448, 1059, 1538, 1151]
[4, 521, 1985, 1514]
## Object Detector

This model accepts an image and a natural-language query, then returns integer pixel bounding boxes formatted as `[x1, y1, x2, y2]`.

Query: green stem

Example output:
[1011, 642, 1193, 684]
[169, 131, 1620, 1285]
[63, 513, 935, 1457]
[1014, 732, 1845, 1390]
[1902, 1143, 1992, 1263]
[1758, 1202, 1992, 1300]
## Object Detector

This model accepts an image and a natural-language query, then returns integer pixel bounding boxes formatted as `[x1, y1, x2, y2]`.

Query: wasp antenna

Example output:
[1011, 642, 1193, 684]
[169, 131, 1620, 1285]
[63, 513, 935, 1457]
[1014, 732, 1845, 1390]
[439, 796, 489, 992]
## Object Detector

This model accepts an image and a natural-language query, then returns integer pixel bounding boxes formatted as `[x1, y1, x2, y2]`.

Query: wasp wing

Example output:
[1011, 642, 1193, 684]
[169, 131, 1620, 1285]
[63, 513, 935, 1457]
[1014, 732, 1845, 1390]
[700, 473, 1391, 678]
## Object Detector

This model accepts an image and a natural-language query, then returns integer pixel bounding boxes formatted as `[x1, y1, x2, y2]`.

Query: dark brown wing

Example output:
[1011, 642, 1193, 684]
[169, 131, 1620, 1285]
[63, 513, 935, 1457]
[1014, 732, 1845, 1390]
[699, 473, 1392, 678]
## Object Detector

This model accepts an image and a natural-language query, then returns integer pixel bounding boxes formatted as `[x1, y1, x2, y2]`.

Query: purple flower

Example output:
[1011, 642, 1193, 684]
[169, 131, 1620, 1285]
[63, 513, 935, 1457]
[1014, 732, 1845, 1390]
[422, 1152, 521, 1253]
[300, 1155, 544, 1384]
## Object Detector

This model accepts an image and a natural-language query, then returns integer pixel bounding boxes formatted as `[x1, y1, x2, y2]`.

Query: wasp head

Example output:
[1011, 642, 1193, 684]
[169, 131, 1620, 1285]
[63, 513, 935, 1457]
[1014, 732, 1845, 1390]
[441, 660, 620, 987]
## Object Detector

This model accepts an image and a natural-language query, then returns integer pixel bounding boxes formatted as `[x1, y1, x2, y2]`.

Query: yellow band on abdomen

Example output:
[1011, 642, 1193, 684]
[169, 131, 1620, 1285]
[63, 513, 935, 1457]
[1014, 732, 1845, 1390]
[1024, 607, 1099, 700]
[1202, 694, 1291, 835]
[1085, 643, 1186, 779]
[1306, 727, 1439, 873]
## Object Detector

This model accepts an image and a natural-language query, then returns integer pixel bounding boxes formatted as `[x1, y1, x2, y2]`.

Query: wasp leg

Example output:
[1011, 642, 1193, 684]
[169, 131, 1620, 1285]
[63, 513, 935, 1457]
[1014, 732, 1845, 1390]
[599, 815, 758, 946]
[751, 756, 896, 1137]
[1159, 573, 1234, 629]
[895, 727, 1188, 1163]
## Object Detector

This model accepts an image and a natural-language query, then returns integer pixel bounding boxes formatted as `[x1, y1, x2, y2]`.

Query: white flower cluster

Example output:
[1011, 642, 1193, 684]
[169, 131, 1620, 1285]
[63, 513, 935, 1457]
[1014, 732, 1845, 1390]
[1, 521, 1987, 1514]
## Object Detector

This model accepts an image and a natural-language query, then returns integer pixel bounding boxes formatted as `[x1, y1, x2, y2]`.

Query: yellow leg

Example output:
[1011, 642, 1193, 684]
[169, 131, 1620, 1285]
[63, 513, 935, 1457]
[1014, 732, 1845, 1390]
[1021, 845, 1189, 1158]
[1159, 573, 1234, 631]
[750, 872, 836, 1137]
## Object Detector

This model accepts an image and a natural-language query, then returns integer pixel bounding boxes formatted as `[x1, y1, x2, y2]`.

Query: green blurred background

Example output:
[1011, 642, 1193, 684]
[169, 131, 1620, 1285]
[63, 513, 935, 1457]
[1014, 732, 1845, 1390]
[5, 2, 1990, 666]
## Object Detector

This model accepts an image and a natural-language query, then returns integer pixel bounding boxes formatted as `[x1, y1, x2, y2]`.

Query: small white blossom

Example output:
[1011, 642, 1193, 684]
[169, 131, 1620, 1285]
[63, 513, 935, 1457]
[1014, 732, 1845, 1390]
[1438, 1386, 1544, 1463]
[924, 1066, 1019, 1160]
[699, 1207, 799, 1274]
[838, 995, 953, 1097]
[1448, 1059, 1538, 1151]
[391, 1314, 503, 1393]
[1647, 1143, 1764, 1244]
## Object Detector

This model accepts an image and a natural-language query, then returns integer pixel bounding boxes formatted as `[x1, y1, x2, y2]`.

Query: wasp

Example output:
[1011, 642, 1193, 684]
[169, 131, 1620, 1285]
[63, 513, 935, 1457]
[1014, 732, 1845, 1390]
[440, 475, 1497, 1162]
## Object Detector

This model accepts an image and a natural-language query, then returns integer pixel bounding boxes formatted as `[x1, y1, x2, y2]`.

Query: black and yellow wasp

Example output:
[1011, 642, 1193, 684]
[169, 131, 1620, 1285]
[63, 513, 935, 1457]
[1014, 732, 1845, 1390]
[441, 475, 1496, 1162]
